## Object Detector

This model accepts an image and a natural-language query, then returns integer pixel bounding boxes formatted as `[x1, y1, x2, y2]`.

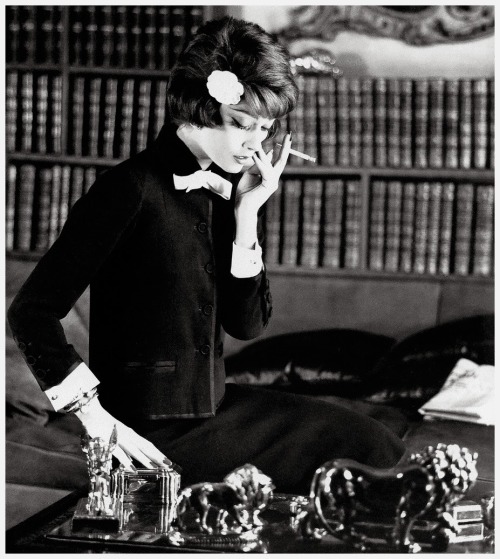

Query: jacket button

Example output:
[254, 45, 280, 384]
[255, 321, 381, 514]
[200, 344, 210, 356]
[18, 342, 27, 352]
[202, 304, 213, 316]
[26, 355, 36, 365]
[204, 263, 214, 274]
[197, 222, 208, 233]
[36, 369, 46, 379]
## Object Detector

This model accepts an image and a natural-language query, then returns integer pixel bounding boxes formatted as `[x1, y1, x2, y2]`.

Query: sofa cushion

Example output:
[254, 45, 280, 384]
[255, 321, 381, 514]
[225, 329, 396, 398]
[6, 413, 88, 490]
[364, 314, 494, 410]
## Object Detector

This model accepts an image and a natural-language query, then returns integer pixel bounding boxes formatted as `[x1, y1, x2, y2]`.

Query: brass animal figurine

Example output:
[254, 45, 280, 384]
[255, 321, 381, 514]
[176, 464, 274, 534]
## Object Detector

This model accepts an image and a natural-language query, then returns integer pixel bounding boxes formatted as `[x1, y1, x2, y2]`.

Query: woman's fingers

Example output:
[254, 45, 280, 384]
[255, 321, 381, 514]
[113, 446, 136, 470]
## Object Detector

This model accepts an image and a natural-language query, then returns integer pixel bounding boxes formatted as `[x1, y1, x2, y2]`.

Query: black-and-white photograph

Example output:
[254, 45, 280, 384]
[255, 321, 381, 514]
[4, 3, 494, 553]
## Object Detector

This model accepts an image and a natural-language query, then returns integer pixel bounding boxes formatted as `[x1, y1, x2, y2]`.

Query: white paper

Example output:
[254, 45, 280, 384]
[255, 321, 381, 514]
[418, 358, 495, 425]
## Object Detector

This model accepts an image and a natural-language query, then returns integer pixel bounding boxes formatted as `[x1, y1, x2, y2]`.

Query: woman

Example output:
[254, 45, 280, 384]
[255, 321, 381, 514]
[8, 16, 406, 494]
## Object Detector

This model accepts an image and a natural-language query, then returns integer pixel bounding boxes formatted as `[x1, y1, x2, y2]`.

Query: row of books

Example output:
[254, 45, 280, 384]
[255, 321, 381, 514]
[264, 178, 494, 277]
[6, 71, 63, 155]
[287, 76, 494, 170]
[6, 5, 204, 69]
[6, 163, 101, 252]
[68, 75, 168, 158]
[6, 6, 63, 64]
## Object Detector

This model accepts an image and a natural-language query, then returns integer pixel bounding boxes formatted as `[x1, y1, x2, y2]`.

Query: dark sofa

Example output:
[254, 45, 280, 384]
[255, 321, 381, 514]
[5, 258, 494, 529]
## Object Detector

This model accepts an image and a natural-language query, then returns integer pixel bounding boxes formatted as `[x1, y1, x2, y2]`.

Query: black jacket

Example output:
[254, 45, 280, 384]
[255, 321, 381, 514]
[8, 123, 272, 420]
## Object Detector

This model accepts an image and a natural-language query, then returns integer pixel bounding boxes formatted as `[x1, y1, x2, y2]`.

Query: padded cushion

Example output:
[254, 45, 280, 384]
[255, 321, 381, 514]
[6, 413, 88, 490]
[225, 329, 396, 398]
[364, 314, 494, 409]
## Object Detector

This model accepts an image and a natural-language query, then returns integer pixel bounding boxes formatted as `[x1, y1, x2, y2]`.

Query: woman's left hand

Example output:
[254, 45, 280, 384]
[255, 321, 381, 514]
[235, 132, 292, 213]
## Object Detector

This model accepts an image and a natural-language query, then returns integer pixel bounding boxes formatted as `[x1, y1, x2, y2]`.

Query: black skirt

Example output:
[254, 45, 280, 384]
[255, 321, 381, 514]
[131, 384, 407, 495]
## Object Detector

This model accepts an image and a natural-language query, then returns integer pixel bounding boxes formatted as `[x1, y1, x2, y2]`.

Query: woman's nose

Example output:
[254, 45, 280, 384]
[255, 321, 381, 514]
[243, 130, 262, 152]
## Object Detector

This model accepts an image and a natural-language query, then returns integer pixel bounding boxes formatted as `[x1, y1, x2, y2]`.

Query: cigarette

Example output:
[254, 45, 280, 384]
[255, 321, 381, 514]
[276, 143, 316, 163]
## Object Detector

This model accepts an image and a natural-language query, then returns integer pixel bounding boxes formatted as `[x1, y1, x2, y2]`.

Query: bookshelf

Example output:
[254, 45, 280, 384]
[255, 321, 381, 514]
[6, 6, 495, 291]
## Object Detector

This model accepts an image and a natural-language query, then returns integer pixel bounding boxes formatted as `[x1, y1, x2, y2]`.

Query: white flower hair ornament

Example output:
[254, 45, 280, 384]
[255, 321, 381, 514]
[206, 70, 244, 105]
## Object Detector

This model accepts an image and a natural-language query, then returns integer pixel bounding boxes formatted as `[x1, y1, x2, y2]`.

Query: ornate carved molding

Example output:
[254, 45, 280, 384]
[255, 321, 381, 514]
[280, 5, 494, 46]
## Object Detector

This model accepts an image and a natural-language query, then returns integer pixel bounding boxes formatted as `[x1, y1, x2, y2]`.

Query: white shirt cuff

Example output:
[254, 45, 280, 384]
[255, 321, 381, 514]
[231, 241, 264, 278]
[44, 362, 100, 412]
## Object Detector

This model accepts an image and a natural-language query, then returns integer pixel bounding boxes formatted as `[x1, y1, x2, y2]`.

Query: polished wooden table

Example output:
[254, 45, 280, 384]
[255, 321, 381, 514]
[6, 489, 494, 554]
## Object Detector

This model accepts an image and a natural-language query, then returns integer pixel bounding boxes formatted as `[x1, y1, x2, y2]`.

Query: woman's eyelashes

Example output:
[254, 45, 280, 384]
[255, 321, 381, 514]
[230, 118, 271, 133]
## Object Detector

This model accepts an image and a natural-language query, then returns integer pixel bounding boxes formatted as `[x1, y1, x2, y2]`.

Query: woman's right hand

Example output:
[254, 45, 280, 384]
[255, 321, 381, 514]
[75, 396, 171, 470]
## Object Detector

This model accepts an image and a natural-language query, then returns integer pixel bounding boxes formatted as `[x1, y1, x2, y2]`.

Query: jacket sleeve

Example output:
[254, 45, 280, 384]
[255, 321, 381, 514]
[219, 209, 273, 340]
[7, 168, 144, 391]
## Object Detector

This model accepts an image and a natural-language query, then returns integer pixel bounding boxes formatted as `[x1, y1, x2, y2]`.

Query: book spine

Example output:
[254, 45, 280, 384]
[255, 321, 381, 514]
[35, 167, 53, 251]
[438, 182, 456, 275]
[137, 80, 152, 152]
[6, 165, 18, 251]
[88, 77, 102, 157]
[100, 6, 115, 67]
[472, 185, 494, 276]
[399, 181, 416, 273]
[360, 78, 374, 167]
[453, 183, 474, 275]
[103, 78, 118, 158]
[158, 7, 170, 69]
[301, 179, 323, 267]
[70, 7, 84, 65]
[426, 181, 443, 275]
[67, 166, 80, 209]
[120, 79, 135, 159]
[322, 179, 344, 268]
[336, 77, 350, 166]
[303, 75, 319, 166]
[38, 6, 55, 64]
[264, 182, 282, 265]
[21, 6, 37, 64]
[348, 78, 362, 167]
[115, 6, 128, 67]
[281, 179, 302, 265]
[21, 72, 34, 152]
[59, 164, 71, 233]
[48, 165, 61, 246]
[71, 76, 85, 156]
[400, 79, 413, 168]
[472, 79, 489, 169]
[85, 6, 98, 66]
[344, 179, 362, 269]
[459, 80, 473, 169]
[130, 6, 143, 68]
[16, 164, 36, 251]
[387, 79, 401, 168]
[444, 79, 460, 169]
[84, 167, 97, 194]
[35, 74, 49, 154]
[414, 80, 429, 168]
[291, 74, 305, 165]
[428, 79, 445, 168]
[53, 6, 63, 64]
[488, 79, 494, 169]
[6, 71, 18, 152]
[368, 179, 387, 271]
[51, 75, 63, 153]
[413, 181, 430, 274]
[70, 166, 84, 208]
[170, 7, 187, 65]
[144, 7, 157, 69]
[7, 6, 21, 63]
[153, 80, 168, 139]
[384, 180, 403, 272]
[186, 6, 204, 42]
[317, 75, 336, 166]
[374, 78, 387, 168]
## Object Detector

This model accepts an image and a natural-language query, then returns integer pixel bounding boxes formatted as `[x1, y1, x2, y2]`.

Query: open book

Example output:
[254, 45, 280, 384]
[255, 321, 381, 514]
[419, 358, 495, 425]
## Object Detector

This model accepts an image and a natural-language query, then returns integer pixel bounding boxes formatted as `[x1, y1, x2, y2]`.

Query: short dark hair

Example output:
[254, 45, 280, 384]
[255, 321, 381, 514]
[167, 16, 298, 138]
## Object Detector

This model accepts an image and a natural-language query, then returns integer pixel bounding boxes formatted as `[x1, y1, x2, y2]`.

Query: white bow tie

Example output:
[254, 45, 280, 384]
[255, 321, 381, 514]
[173, 170, 232, 200]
